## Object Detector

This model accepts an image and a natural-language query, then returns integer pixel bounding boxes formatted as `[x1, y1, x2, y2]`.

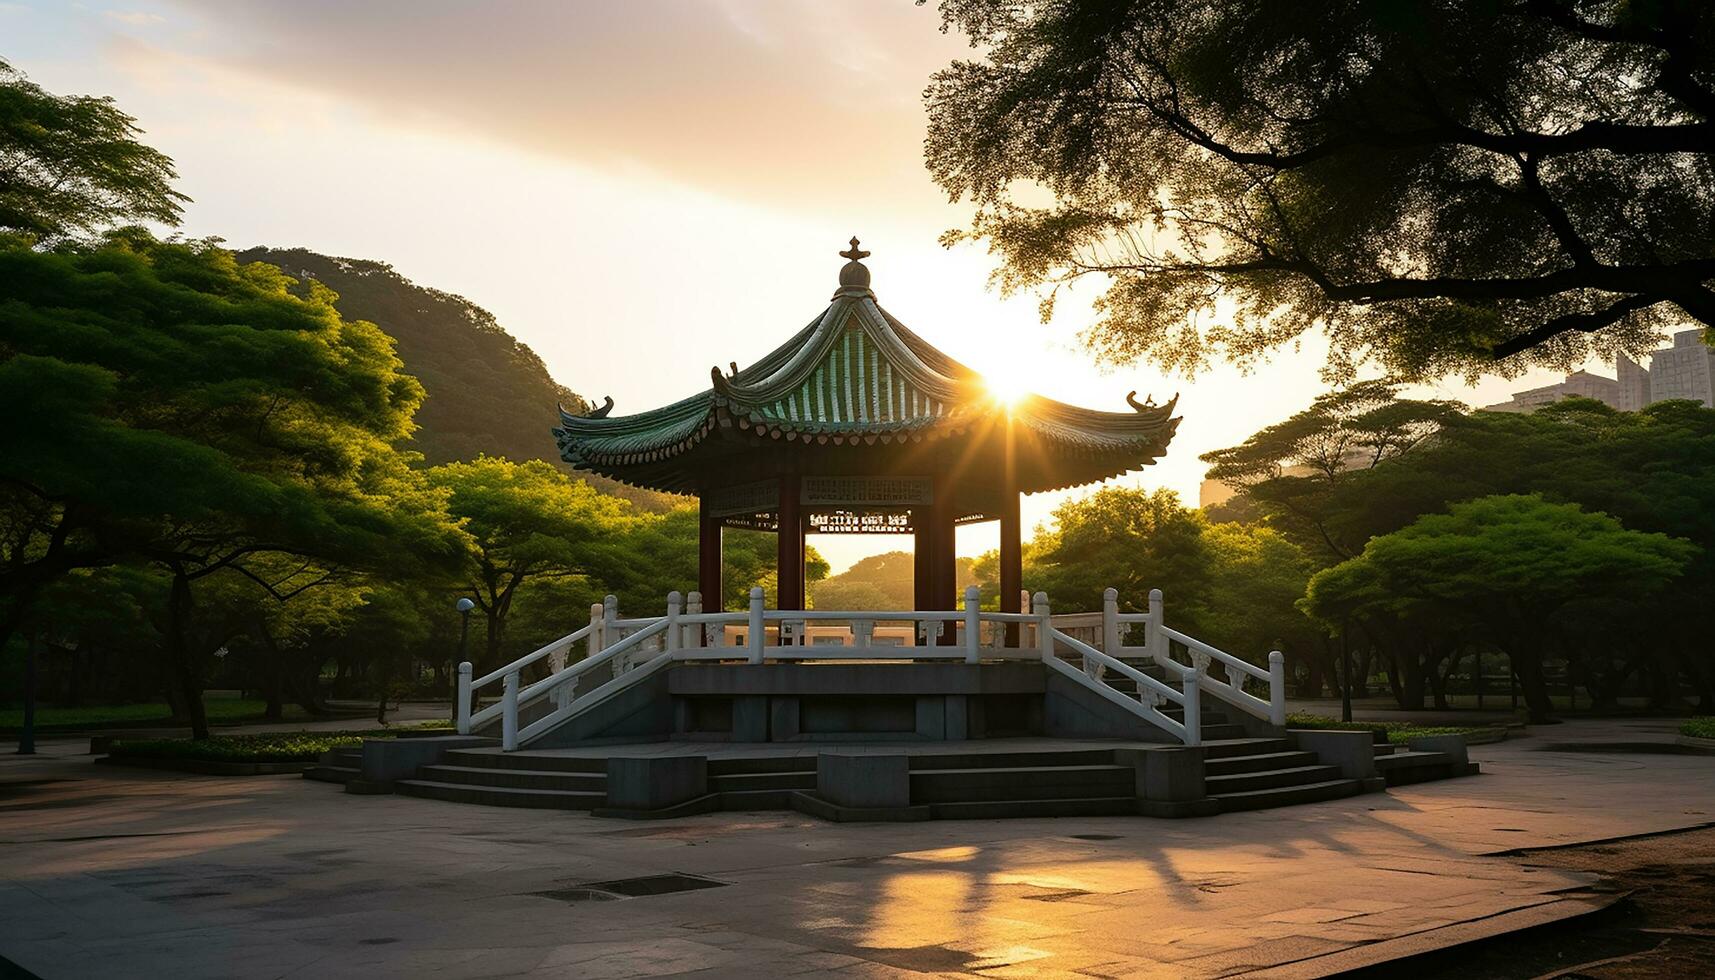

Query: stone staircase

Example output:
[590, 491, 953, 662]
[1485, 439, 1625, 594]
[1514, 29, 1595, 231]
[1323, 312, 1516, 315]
[303, 746, 362, 785]
[344, 651, 1473, 818]
[367, 710, 1454, 818]
[396, 749, 606, 809]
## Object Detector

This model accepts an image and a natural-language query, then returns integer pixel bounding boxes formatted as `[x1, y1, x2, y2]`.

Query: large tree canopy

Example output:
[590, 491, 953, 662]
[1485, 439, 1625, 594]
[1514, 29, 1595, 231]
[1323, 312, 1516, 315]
[0, 59, 185, 241]
[925, 0, 1715, 378]
[1302, 493, 1696, 719]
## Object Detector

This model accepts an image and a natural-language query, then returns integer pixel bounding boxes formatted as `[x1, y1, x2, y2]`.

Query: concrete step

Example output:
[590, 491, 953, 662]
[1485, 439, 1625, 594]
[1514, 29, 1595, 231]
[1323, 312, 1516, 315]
[442, 749, 606, 773]
[1204, 750, 1320, 776]
[907, 748, 1117, 770]
[1204, 764, 1343, 794]
[1200, 737, 1288, 760]
[302, 765, 360, 784]
[1197, 723, 1249, 741]
[928, 796, 1137, 820]
[910, 764, 1133, 804]
[394, 779, 603, 810]
[708, 756, 817, 776]
[1375, 750, 1479, 786]
[709, 771, 815, 793]
[1209, 778, 1364, 813]
[417, 764, 605, 792]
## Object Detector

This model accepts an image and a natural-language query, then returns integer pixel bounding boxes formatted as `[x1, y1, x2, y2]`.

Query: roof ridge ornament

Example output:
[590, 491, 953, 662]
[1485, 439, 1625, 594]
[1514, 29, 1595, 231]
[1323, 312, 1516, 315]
[836, 235, 872, 293]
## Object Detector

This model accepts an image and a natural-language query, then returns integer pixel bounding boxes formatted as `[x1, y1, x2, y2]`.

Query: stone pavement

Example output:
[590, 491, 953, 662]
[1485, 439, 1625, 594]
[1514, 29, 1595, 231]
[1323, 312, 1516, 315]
[1, 718, 1711, 978]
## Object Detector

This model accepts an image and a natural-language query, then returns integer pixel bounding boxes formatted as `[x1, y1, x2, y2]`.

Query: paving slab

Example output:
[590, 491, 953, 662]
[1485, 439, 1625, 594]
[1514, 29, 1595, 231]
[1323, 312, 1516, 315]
[1, 718, 1711, 978]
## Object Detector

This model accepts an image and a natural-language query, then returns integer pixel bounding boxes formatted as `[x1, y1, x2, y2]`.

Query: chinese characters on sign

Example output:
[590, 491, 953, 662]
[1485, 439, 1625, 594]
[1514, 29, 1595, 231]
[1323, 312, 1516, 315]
[806, 510, 914, 534]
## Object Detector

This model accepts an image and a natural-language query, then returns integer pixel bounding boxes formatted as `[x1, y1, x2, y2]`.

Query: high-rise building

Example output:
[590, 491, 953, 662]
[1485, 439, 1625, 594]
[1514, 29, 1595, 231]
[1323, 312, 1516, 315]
[1484, 328, 1714, 413]
[1636, 329, 1715, 407]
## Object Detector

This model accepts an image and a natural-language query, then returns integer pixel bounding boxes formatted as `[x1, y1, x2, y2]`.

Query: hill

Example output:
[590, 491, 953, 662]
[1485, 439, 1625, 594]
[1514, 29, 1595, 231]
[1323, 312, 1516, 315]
[236, 247, 677, 509]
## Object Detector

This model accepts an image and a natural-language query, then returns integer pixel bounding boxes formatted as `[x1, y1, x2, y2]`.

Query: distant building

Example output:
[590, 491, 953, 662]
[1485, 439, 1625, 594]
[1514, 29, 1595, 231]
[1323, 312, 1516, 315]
[1623, 328, 1715, 408]
[1481, 370, 1623, 413]
[1484, 328, 1715, 413]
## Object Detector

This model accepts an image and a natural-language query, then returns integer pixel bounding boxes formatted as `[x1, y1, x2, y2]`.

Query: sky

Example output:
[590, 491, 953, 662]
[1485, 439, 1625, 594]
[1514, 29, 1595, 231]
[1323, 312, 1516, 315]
[6, 1, 1601, 572]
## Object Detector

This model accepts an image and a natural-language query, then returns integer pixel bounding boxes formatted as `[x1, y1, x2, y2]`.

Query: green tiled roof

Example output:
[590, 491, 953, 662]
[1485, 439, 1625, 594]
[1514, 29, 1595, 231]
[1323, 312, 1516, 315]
[552, 273, 1179, 492]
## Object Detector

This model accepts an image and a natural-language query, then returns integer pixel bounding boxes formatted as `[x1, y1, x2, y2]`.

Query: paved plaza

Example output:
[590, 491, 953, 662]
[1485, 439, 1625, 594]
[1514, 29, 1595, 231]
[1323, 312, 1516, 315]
[2, 719, 1712, 978]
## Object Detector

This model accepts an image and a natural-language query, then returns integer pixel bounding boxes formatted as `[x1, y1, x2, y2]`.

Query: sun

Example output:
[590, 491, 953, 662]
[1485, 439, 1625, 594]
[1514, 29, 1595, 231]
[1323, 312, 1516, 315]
[984, 367, 1029, 408]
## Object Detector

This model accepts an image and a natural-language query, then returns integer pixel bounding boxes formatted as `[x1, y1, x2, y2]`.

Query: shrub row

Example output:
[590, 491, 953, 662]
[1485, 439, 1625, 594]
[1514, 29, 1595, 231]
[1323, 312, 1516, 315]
[107, 722, 451, 762]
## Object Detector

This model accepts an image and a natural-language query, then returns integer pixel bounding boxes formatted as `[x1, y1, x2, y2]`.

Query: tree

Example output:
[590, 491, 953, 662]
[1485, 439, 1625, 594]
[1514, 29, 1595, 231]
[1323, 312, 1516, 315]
[427, 457, 638, 670]
[1303, 494, 1696, 721]
[1200, 381, 1461, 559]
[0, 59, 186, 241]
[810, 550, 973, 610]
[1026, 487, 1213, 618]
[924, 1, 1715, 378]
[0, 232, 467, 736]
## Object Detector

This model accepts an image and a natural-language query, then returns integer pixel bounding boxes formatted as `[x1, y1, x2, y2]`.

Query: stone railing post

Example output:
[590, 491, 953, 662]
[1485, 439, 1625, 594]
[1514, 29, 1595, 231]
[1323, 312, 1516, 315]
[1148, 588, 1167, 665]
[1182, 672, 1202, 747]
[1102, 587, 1120, 655]
[455, 661, 472, 734]
[963, 585, 981, 664]
[747, 586, 765, 665]
[1269, 650, 1287, 727]
[1033, 591, 1053, 662]
[587, 602, 604, 659]
[501, 670, 520, 751]
[685, 591, 702, 649]
[664, 591, 682, 653]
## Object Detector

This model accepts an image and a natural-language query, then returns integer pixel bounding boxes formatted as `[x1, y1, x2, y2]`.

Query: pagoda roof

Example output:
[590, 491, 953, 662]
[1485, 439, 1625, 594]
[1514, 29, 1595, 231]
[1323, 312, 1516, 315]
[552, 240, 1180, 497]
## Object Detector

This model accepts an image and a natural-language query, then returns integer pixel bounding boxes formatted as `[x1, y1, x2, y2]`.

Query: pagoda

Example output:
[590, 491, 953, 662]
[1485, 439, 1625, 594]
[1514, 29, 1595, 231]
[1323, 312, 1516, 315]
[553, 239, 1180, 622]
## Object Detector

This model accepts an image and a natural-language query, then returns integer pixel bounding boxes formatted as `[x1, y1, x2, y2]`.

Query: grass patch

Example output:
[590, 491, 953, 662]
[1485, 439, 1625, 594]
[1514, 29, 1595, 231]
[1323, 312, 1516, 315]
[1681, 717, 1715, 740]
[1286, 712, 1491, 745]
[106, 721, 453, 763]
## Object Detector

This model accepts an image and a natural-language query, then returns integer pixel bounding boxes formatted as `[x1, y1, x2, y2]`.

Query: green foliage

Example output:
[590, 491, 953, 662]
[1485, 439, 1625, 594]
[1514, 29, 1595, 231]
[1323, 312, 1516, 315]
[230, 248, 676, 510]
[427, 456, 633, 668]
[0, 230, 470, 736]
[1200, 381, 1462, 559]
[924, 1, 1715, 377]
[106, 724, 449, 763]
[1304, 494, 1697, 721]
[810, 551, 973, 611]
[0, 59, 187, 240]
[1283, 712, 1490, 745]
[1027, 487, 1211, 614]
[1682, 718, 1715, 740]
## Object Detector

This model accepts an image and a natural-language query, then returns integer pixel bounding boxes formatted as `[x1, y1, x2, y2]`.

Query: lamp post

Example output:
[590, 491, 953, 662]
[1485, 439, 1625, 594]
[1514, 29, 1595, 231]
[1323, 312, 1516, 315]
[454, 597, 475, 725]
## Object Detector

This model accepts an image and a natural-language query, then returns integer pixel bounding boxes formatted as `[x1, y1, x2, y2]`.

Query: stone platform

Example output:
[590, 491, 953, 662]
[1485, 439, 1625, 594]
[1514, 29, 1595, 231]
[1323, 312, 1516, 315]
[4, 719, 1706, 978]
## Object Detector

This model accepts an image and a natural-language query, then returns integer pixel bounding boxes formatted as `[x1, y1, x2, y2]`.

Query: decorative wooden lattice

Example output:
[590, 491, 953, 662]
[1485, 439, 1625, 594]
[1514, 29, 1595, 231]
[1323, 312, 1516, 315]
[801, 477, 932, 506]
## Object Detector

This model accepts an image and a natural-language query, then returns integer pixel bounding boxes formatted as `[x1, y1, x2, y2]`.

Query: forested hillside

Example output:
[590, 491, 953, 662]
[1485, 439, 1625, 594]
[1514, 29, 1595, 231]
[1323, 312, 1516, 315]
[235, 247, 674, 508]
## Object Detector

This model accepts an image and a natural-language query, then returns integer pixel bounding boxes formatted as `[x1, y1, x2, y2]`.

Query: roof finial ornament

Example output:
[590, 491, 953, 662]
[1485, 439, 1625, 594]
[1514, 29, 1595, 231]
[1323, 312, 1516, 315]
[837, 235, 872, 291]
[1126, 390, 1156, 412]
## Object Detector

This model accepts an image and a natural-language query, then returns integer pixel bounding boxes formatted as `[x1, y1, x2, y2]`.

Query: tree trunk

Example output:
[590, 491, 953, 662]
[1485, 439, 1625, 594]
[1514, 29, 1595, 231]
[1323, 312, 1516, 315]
[1511, 646, 1556, 724]
[251, 615, 286, 721]
[163, 569, 211, 740]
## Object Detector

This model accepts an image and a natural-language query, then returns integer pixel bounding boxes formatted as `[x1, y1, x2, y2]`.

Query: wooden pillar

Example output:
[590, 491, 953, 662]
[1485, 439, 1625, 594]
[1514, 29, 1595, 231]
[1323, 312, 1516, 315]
[999, 489, 1022, 645]
[698, 505, 723, 612]
[912, 502, 936, 612]
[776, 472, 804, 611]
[935, 491, 959, 644]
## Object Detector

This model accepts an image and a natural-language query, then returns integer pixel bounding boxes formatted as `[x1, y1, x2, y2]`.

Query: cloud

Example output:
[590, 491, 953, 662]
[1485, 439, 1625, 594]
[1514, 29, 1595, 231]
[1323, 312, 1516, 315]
[151, 0, 970, 211]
